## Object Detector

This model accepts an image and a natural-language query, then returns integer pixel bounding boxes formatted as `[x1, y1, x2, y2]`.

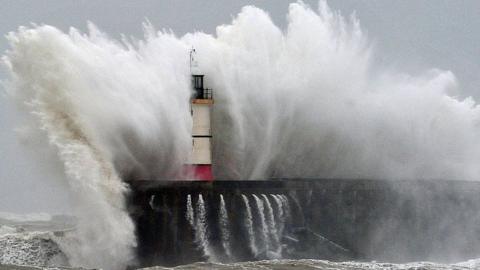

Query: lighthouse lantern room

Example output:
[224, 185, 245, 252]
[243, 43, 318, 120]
[187, 49, 213, 181]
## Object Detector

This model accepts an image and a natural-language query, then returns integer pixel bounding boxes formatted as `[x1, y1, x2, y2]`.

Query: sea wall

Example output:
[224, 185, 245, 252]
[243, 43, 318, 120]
[127, 179, 480, 267]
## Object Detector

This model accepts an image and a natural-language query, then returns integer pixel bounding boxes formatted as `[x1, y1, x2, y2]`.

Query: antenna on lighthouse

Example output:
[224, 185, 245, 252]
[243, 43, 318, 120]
[189, 47, 198, 74]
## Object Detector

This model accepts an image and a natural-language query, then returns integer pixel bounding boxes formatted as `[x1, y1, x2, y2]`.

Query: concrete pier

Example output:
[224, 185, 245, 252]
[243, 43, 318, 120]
[127, 179, 480, 267]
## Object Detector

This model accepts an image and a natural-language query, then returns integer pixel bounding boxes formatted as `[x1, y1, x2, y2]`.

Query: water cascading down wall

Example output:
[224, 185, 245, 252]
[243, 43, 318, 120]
[127, 179, 480, 267]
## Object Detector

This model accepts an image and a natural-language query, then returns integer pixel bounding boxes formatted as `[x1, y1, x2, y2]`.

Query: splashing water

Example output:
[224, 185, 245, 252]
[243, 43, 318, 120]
[186, 194, 195, 227]
[276, 195, 291, 243]
[4, 1, 480, 268]
[241, 194, 257, 257]
[219, 194, 232, 260]
[195, 194, 213, 260]
[280, 195, 291, 221]
[3, 22, 190, 270]
[271, 195, 285, 235]
[261, 194, 280, 256]
[253, 194, 269, 255]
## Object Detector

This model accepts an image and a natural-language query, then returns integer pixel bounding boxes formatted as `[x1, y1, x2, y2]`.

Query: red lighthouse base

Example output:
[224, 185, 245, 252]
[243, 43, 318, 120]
[181, 165, 213, 181]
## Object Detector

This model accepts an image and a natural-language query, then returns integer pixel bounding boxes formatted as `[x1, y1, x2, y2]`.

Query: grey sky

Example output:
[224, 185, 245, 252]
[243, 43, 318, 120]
[0, 0, 479, 213]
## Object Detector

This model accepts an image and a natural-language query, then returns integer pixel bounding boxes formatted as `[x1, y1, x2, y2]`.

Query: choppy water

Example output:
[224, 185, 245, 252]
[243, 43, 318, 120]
[2, 259, 479, 270]
[0, 231, 67, 267]
[0, 265, 80, 270]
[139, 259, 480, 270]
[0, 213, 74, 269]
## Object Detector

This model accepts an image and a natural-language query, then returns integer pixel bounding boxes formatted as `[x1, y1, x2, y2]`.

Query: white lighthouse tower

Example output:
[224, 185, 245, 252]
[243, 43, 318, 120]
[186, 48, 213, 180]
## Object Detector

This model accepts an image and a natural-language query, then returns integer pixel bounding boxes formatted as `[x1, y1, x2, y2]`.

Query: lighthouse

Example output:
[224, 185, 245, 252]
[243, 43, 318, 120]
[186, 48, 213, 181]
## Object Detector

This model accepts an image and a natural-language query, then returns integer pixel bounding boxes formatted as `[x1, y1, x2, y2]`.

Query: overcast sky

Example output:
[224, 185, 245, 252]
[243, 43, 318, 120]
[0, 0, 479, 213]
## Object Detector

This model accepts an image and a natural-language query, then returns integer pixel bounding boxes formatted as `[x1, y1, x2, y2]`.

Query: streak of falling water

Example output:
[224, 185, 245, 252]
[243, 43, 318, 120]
[195, 194, 214, 260]
[241, 194, 257, 256]
[280, 195, 291, 220]
[149, 195, 156, 211]
[253, 194, 269, 255]
[186, 194, 194, 227]
[262, 194, 280, 258]
[219, 194, 232, 260]
[272, 195, 286, 236]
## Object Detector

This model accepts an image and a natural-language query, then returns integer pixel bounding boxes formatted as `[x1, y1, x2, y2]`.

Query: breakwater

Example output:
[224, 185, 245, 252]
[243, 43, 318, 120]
[127, 179, 480, 268]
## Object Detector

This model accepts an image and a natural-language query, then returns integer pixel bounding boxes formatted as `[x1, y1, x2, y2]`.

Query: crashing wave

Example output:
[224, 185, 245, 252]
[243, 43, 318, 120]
[4, 1, 480, 269]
